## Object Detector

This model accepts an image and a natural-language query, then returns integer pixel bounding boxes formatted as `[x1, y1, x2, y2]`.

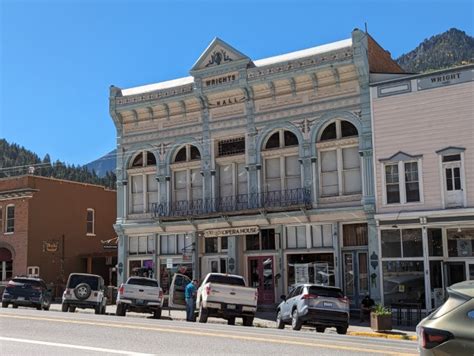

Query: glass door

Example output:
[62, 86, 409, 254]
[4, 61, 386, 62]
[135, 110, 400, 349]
[343, 251, 368, 308]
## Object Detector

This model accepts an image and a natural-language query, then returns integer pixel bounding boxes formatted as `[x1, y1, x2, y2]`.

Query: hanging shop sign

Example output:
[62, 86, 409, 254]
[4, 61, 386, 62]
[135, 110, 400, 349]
[203, 226, 259, 238]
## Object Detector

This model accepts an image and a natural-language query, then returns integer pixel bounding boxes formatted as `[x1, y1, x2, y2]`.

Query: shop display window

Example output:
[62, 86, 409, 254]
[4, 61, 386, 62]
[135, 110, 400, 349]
[447, 228, 474, 257]
[428, 229, 443, 256]
[381, 229, 422, 258]
[382, 260, 425, 308]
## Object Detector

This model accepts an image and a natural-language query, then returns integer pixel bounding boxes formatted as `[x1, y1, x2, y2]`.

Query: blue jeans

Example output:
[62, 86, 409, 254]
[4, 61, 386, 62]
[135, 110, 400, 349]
[186, 298, 195, 321]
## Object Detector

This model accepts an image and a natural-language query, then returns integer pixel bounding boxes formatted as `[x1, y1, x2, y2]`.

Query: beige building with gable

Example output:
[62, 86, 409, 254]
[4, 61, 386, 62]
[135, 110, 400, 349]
[370, 65, 474, 312]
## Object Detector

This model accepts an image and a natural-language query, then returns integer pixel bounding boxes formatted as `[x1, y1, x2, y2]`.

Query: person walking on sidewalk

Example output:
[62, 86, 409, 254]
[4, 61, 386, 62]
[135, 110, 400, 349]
[185, 279, 198, 322]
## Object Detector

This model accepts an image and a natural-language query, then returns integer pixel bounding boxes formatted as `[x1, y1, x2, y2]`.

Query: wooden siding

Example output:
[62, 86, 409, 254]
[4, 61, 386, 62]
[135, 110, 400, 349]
[372, 81, 474, 213]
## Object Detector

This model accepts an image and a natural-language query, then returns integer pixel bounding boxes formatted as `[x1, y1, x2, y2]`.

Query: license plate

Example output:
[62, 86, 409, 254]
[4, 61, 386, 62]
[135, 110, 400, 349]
[17, 297, 25, 301]
[323, 302, 333, 307]
[227, 304, 236, 310]
[136, 299, 144, 305]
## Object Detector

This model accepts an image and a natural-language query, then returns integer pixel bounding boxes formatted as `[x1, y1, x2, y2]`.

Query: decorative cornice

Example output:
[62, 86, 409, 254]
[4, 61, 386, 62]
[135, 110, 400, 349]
[116, 84, 194, 107]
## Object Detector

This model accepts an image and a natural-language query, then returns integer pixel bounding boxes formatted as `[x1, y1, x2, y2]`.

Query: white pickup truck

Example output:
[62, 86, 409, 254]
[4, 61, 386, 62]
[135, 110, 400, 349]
[196, 273, 258, 326]
[116, 277, 163, 318]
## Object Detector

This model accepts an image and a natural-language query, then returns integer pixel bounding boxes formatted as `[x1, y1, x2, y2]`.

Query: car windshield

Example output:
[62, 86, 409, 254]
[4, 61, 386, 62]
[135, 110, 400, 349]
[10, 278, 42, 288]
[207, 275, 245, 286]
[68, 275, 99, 290]
[308, 286, 343, 298]
[128, 278, 158, 287]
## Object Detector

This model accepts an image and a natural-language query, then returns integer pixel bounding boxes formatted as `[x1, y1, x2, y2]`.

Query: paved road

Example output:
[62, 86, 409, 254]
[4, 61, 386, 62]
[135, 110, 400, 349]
[0, 307, 418, 356]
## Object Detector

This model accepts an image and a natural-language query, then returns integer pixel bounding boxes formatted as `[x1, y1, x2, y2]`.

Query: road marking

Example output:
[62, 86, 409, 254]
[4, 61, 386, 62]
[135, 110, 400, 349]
[0, 314, 417, 356]
[0, 336, 154, 355]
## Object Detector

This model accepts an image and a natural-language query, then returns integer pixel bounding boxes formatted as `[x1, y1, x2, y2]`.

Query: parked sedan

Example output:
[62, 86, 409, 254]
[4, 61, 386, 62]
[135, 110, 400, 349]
[276, 284, 349, 334]
[1, 277, 52, 310]
[417, 280, 474, 355]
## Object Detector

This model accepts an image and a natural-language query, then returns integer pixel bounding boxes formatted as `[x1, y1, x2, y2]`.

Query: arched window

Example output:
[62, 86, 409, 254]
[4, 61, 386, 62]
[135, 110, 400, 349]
[318, 120, 361, 197]
[128, 151, 158, 214]
[172, 145, 202, 203]
[263, 129, 301, 192]
[173, 145, 201, 163]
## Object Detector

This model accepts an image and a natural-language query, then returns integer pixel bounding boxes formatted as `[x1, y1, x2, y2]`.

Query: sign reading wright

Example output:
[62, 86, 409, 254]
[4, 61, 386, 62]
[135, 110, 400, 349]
[203, 226, 259, 238]
[417, 69, 473, 90]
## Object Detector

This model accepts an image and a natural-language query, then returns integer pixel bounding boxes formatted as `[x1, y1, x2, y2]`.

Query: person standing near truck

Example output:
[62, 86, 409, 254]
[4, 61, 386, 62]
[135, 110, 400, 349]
[185, 279, 198, 322]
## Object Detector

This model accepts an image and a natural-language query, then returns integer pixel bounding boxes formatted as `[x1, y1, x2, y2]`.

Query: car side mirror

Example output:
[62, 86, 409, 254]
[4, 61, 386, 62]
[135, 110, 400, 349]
[280, 295, 286, 301]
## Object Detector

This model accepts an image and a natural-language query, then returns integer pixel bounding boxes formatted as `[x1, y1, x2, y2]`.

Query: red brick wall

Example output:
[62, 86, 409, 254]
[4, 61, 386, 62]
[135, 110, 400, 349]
[368, 35, 405, 74]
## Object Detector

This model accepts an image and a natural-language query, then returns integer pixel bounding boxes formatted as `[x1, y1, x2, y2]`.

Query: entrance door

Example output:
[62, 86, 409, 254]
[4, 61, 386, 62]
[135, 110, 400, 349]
[444, 161, 463, 207]
[343, 251, 368, 308]
[248, 256, 275, 305]
[445, 262, 467, 287]
[202, 257, 227, 276]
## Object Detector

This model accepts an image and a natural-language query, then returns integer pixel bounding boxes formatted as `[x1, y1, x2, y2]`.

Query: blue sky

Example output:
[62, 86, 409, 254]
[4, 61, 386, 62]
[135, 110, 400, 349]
[1, 0, 472, 166]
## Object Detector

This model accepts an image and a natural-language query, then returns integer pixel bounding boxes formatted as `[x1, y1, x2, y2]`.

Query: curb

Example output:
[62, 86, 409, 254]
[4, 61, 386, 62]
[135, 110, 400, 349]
[348, 331, 417, 341]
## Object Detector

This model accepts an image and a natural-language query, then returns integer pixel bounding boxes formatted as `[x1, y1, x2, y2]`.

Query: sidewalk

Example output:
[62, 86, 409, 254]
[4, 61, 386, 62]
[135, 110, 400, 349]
[48, 303, 417, 340]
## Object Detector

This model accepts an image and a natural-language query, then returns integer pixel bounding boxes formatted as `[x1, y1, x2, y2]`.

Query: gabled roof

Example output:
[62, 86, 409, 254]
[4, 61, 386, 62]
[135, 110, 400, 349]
[190, 37, 250, 72]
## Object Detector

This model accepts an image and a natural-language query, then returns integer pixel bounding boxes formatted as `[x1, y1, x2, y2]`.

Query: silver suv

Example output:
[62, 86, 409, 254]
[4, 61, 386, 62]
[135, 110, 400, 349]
[62, 273, 107, 314]
[276, 284, 350, 334]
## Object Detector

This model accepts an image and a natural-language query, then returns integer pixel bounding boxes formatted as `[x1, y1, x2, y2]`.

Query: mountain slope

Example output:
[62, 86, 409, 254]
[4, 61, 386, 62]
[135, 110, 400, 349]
[396, 28, 474, 73]
[0, 139, 116, 189]
[85, 150, 117, 177]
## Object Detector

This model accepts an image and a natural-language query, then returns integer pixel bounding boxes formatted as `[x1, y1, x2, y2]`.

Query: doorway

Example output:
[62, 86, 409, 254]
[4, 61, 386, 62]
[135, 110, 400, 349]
[248, 256, 275, 305]
[343, 251, 368, 308]
[445, 262, 466, 287]
[443, 159, 464, 208]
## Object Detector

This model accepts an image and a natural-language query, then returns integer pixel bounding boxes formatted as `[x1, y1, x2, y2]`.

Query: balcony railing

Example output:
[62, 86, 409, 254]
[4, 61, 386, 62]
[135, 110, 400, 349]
[152, 187, 312, 219]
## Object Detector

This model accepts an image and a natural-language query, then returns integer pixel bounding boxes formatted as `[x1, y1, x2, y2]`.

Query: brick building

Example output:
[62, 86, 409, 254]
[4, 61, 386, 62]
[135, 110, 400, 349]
[0, 175, 117, 293]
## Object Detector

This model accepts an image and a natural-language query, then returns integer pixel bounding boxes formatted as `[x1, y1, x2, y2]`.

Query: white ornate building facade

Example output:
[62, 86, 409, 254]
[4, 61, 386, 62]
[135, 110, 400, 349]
[109, 29, 403, 306]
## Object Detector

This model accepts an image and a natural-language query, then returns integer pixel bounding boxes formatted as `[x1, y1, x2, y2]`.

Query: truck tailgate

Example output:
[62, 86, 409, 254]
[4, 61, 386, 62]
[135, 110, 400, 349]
[122, 285, 160, 302]
[206, 283, 257, 307]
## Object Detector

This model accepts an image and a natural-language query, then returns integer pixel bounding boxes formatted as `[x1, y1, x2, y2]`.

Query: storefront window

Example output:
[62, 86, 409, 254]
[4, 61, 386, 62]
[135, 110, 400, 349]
[287, 226, 306, 248]
[205, 237, 218, 253]
[428, 229, 443, 257]
[128, 259, 154, 278]
[381, 229, 423, 258]
[246, 230, 276, 251]
[447, 228, 474, 257]
[287, 253, 334, 288]
[402, 229, 423, 257]
[246, 234, 260, 250]
[382, 261, 425, 308]
[381, 230, 401, 257]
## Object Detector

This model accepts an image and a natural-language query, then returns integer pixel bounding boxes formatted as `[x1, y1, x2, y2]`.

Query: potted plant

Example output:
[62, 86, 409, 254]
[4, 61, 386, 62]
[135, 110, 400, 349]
[370, 304, 392, 332]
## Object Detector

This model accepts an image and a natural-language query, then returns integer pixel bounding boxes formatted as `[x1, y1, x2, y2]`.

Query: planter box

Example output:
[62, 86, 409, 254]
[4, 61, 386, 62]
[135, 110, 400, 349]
[370, 312, 392, 331]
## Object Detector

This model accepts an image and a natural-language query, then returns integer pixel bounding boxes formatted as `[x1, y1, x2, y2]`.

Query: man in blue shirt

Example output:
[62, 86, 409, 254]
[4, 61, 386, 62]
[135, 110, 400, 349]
[185, 279, 198, 322]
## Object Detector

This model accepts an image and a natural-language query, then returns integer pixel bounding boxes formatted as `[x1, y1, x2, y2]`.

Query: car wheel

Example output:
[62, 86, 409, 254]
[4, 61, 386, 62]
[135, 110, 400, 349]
[12, 304, 18, 309]
[36, 305, 42, 310]
[316, 326, 325, 333]
[291, 309, 302, 331]
[101, 305, 106, 315]
[1, 302, 8, 308]
[94, 305, 101, 315]
[153, 308, 162, 319]
[336, 326, 348, 335]
[198, 305, 208, 323]
[276, 310, 285, 329]
[116, 303, 126, 317]
[243, 316, 254, 327]
[69, 306, 76, 312]
[227, 317, 236, 326]
[74, 283, 92, 300]
[61, 303, 68, 312]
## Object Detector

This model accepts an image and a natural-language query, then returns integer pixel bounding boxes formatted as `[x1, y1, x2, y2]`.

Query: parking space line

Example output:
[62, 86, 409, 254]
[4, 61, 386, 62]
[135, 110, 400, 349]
[0, 314, 417, 355]
[0, 336, 154, 356]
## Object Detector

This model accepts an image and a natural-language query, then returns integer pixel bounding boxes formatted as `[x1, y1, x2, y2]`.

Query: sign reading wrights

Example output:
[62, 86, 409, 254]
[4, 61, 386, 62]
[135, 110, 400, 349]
[203, 226, 259, 238]
[205, 73, 238, 87]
